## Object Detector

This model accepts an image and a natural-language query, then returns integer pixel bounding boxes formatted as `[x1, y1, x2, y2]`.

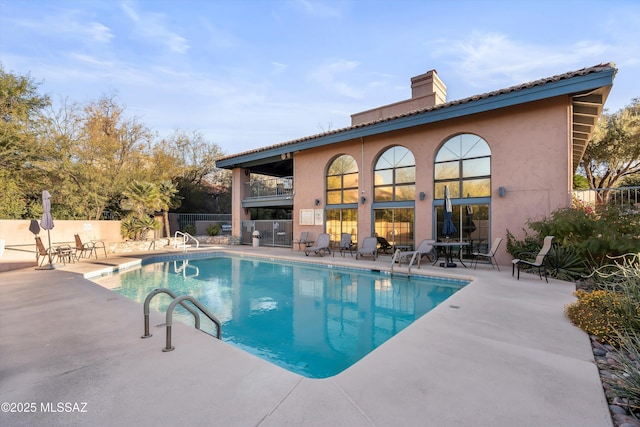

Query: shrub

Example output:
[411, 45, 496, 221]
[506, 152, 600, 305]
[206, 223, 221, 236]
[547, 245, 589, 281]
[565, 289, 627, 345]
[182, 224, 196, 235]
[121, 215, 160, 241]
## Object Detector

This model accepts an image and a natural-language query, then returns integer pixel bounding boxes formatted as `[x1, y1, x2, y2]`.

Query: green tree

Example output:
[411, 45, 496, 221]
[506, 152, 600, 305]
[0, 66, 50, 217]
[120, 181, 160, 240]
[580, 98, 640, 203]
[157, 180, 182, 240]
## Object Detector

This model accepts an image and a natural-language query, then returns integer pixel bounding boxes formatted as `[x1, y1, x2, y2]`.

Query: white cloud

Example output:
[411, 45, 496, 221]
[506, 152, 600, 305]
[429, 31, 615, 89]
[309, 60, 362, 98]
[120, 1, 189, 54]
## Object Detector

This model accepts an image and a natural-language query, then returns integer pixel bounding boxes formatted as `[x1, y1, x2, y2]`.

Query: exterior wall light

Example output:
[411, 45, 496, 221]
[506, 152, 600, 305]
[360, 196, 366, 204]
[314, 199, 321, 206]
[419, 192, 426, 200]
[498, 187, 506, 197]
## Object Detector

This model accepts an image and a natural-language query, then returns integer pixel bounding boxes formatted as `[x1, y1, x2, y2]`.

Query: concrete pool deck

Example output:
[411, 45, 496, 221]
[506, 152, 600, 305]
[0, 245, 611, 427]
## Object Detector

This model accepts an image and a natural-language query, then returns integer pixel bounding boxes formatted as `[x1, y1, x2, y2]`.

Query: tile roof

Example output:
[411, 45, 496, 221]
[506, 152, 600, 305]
[217, 63, 616, 162]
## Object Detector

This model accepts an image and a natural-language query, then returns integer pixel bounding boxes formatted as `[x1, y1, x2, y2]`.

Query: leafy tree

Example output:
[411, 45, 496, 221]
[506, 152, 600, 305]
[0, 65, 50, 217]
[580, 98, 640, 203]
[573, 174, 589, 190]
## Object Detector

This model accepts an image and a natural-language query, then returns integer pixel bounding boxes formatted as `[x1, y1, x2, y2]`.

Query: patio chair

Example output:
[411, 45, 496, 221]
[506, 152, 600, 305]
[334, 233, 354, 257]
[471, 237, 503, 271]
[74, 234, 107, 259]
[35, 236, 54, 266]
[293, 231, 313, 251]
[305, 233, 331, 257]
[395, 239, 436, 268]
[376, 236, 392, 254]
[512, 236, 554, 282]
[356, 237, 378, 261]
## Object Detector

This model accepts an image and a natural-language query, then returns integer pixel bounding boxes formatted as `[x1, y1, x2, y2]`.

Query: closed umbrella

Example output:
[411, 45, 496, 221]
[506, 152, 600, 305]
[442, 185, 457, 239]
[40, 190, 54, 268]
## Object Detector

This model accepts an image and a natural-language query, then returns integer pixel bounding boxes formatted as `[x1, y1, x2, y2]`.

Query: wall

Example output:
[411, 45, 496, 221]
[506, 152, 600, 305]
[289, 95, 571, 266]
[0, 219, 122, 272]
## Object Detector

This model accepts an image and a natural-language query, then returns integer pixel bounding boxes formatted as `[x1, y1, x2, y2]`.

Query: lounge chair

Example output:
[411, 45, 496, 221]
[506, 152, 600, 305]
[74, 234, 107, 259]
[395, 239, 436, 268]
[356, 237, 378, 261]
[293, 231, 313, 251]
[35, 236, 54, 266]
[334, 233, 354, 257]
[512, 236, 554, 282]
[305, 233, 331, 257]
[471, 237, 503, 271]
[376, 236, 392, 254]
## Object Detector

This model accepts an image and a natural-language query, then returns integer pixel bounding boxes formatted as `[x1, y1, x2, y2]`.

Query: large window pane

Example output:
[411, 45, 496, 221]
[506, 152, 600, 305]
[326, 208, 357, 244]
[375, 186, 393, 201]
[374, 208, 414, 249]
[374, 146, 416, 202]
[395, 184, 415, 201]
[395, 166, 415, 184]
[327, 190, 342, 204]
[327, 175, 341, 190]
[462, 158, 490, 178]
[374, 170, 393, 186]
[343, 189, 359, 203]
[327, 155, 358, 205]
[462, 178, 491, 197]
[434, 162, 458, 180]
[343, 173, 358, 188]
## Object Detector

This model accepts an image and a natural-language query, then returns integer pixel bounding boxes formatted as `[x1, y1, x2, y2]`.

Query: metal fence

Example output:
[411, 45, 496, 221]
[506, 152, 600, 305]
[244, 176, 293, 199]
[176, 213, 232, 231]
[572, 186, 639, 209]
[241, 220, 293, 247]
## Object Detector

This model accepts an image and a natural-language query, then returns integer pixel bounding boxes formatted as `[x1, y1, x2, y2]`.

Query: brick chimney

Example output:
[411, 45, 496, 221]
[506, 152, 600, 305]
[351, 69, 447, 126]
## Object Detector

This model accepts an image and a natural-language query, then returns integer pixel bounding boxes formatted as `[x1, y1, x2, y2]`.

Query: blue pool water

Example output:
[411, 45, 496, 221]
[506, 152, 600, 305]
[96, 253, 468, 378]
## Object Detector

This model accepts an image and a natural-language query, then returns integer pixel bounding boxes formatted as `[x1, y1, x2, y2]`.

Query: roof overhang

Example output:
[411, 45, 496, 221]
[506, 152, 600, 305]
[217, 65, 615, 173]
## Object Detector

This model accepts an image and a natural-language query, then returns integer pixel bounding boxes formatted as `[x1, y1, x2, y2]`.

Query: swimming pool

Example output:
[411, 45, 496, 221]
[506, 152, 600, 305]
[94, 253, 468, 378]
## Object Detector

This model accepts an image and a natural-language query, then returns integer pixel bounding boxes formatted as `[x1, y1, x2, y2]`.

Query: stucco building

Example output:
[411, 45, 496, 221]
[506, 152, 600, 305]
[216, 63, 616, 266]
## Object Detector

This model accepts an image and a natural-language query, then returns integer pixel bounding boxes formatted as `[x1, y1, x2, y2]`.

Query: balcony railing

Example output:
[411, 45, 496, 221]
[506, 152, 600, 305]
[244, 176, 293, 199]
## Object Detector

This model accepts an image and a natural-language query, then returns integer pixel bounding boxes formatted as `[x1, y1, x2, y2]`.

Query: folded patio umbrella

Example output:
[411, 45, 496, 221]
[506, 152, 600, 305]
[442, 185, 457, 238]
[40, 190, 54, 268]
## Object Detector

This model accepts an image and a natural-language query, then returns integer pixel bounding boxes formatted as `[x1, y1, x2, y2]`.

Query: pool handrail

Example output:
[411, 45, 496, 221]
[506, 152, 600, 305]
[174, 231, 199, 252]
[141, 288, 201, 338]
[163, 295, 222, 352]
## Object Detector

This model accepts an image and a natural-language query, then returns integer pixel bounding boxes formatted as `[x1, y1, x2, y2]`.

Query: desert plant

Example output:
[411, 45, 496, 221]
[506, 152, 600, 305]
[121, 214, 160, 241]
[547, 245, 589, 281]
[588, 253, 640, 334]
[206, 223, 221, 236]
[604, 329, 640, 416]
[565, 289, 628, 345]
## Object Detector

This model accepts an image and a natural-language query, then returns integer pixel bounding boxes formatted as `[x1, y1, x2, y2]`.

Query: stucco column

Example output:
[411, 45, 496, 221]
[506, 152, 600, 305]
[231, 168, 251, 237]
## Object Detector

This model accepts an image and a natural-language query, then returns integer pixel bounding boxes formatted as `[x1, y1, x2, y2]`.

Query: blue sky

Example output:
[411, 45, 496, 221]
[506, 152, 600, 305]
[1, 0, 638, 155]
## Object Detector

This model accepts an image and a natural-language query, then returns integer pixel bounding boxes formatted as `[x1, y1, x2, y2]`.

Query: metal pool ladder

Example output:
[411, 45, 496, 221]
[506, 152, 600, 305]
[141, 288, 222, 352]
[174, 231, 199, 252]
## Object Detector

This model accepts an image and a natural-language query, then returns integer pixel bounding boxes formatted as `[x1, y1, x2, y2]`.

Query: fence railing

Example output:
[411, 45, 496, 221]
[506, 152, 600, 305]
[572, 186, 639, 209]
[244, 176, 293, 199]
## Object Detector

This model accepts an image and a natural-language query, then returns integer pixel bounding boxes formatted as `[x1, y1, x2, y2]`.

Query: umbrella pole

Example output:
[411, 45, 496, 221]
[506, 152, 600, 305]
[47, 228, 53, 267]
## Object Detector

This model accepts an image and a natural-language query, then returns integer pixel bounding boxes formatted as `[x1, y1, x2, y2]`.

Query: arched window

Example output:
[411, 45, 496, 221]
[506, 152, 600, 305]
[326, 154, 358, 205]
[326, 155, 359, 244]
[373, 146, 416, 250]
[374, 146, 415, 202]
[434, 134, 491, 199]
[434, 133, 491, 245]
